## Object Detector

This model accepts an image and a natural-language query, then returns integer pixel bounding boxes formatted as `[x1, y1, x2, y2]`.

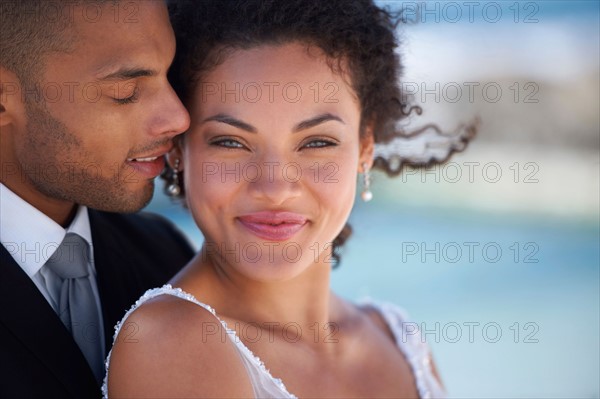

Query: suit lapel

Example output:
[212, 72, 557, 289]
[0, 245, 98, 396]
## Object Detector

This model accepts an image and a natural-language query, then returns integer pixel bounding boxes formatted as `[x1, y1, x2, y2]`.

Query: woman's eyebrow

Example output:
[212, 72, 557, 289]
[201, 112, 345, 133]
[293, 113, 345, 133]
[202, 114, 257, 133]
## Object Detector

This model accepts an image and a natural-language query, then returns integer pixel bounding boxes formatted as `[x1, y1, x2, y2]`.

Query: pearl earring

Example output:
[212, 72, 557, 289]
[166, 159, 181, 197]
[361, 162, 373, 202]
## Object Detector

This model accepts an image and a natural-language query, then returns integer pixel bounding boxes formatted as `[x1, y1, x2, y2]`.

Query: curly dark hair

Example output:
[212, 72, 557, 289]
[164, 0, 475, 265]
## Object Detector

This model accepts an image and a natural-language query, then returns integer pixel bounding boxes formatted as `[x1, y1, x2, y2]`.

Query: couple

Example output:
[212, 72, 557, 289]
[1, 1, 454, 398]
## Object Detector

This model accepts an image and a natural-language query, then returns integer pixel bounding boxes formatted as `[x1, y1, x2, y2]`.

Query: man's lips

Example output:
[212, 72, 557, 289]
[126, 145, 172, 163]
[125, 147, 171, 179]
[126, 156, 160, 162]
[237, 212, 308, 241]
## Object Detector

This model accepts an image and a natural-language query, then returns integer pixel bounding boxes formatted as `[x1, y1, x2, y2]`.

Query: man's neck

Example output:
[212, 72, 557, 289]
[0, 180, 77, 227]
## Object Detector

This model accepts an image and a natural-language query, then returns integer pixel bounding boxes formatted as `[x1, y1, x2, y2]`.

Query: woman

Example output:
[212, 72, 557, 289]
[104, 0, 471, 397]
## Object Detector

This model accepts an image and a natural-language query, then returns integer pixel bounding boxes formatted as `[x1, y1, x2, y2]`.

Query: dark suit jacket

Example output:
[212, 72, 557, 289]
[0, 210, 195, 398]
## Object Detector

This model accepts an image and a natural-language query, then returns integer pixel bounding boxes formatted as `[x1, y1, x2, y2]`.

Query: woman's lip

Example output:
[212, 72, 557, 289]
[238, 211, 307, 224]
[237, 212, 308, 241]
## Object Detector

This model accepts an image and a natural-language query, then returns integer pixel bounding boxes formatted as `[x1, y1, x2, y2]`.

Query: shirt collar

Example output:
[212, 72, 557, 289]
[0, 183, 93, 277]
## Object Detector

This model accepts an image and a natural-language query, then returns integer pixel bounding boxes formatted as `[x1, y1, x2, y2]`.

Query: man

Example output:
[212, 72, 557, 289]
[0, 1, 194, 397]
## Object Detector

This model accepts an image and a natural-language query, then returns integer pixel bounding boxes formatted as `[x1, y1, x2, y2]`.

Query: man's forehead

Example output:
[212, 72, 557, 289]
[71, 0, 168, 35]
[57, 1, 173, 75]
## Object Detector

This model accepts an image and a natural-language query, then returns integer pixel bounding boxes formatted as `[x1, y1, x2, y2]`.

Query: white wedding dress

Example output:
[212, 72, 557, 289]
[102, 285, 446, 398]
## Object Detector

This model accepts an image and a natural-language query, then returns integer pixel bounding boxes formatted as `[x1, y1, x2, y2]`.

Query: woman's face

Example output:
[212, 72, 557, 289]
[179, 42, 373, 282]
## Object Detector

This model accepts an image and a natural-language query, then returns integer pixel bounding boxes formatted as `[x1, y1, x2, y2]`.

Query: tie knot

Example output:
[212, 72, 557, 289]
[46, 233, 90, 279]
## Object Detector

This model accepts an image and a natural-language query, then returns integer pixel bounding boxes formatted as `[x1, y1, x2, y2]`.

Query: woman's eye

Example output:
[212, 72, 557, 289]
[113, 88, 139, 105]
[302, 139, 337, 149]
[210, 138, 246, 149]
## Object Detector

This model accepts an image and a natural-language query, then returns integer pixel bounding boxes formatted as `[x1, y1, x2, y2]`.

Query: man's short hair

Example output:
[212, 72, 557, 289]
[0, 0, 115, 87]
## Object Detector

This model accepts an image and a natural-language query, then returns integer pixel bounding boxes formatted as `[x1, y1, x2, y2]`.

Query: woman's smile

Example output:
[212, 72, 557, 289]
[237, 211, 308, 241]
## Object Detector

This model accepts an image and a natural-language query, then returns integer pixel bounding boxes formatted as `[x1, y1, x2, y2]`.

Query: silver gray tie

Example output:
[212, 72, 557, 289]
[45, 233, 104, 383]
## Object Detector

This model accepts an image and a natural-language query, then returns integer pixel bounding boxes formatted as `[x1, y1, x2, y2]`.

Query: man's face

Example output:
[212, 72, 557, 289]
[3, 1, 189, 214]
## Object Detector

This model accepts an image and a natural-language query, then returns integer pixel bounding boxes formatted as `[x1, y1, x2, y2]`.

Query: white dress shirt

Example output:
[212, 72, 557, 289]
[0, 183, 105, 354]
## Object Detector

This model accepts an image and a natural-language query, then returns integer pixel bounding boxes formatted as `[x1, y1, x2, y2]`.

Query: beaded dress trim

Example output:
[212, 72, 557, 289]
[101, 284, 295, 399]
[102, 285, 445, 398]
[362, 300, 446, 399]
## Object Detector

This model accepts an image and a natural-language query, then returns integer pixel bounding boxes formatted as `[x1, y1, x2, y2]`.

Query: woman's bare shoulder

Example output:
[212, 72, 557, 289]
[353, 298, 446, 391]
[332, 294, 393, 338]
[107, 293, 254, 398]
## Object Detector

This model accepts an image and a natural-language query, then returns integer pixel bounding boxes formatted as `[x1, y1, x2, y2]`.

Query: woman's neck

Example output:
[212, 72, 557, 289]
[171, 245, 336, 330]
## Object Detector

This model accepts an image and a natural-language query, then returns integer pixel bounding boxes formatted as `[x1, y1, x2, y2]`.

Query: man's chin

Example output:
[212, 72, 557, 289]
[79, 181, 155, 213]
[111, 184, 155, 213]
[35, 177, 155, 213]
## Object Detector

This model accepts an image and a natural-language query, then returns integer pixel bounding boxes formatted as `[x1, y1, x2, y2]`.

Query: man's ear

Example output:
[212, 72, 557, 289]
[359, 124, 375, 172]
[0, 67, 25, 129]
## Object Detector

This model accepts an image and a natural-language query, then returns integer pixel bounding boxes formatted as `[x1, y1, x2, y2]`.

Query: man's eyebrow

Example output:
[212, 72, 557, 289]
[96, 67, 156, 82]
[292, 113, 345, 133]
[202, 114, 257, 133]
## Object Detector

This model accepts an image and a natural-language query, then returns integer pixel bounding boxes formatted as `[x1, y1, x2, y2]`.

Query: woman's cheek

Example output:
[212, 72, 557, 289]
[306, 159, 357, 196]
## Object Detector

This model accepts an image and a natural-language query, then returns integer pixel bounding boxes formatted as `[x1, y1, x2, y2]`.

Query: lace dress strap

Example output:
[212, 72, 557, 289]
[101, 285, 296, 399]
[365, 300, 447, 399]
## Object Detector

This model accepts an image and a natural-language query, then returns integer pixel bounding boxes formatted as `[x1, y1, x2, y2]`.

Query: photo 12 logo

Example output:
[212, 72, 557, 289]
[401, 162, 540, 184]
[401, 321, 540, 344]
[199, 161, 340, 184]
[402, 81, 540, 104]
[0, 1, 140, 25]
[198, 81, 340, 104]
[401, 241, 540, 264]
[399, 2, 540, 24]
